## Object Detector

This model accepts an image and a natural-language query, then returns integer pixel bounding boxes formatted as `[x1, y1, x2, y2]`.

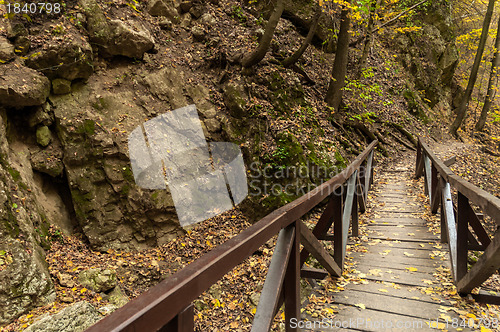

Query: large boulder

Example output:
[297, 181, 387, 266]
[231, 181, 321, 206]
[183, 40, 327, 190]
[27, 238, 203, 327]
[0, 63, 50, 108]
[148, 0, 180, 21]
[0, 37, 15, 62]
[80, 0, 155, 58]
[0, 239, 55, 325]
[24, 32, 93, 81]
[24, 301, 102, 332]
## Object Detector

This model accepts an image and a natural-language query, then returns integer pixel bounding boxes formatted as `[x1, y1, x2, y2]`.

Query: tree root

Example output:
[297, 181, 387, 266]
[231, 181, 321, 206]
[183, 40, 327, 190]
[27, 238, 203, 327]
[346, 120, 389, 156]
[388, 122, 418, 147]
[388, 131, 416, 151]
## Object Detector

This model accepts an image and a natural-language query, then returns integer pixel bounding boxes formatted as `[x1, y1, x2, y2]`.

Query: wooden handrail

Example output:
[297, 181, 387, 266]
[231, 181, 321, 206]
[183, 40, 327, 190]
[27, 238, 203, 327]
[416, 137, 500, 300]
[86, 140, 378, 332]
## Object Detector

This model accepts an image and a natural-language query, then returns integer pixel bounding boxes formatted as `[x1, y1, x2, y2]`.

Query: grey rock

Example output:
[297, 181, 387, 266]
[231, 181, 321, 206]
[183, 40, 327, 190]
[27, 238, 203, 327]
[104, 285, 129, 307]
[7, 22, 28, 39]
[52, 78, 72, 95]
[179, 1, 192, 13]
[0, 63, 50, 108]
[189, 5, 204, 19]
[36, 126, 52, 147]
[61, 296, 74, 303]
[30, 146, 64, 177]
[148, 0, 179, 21]
[0, 239, 55, 325]
[27, 104, 54, 127]
[78, 268, 117, 293]
[24, 301, 102, 332]
[438, 42, 459, 85]
[200, 13, 216, 26]
[80, 0, 155, 58]
[13, 36, 30, 55]
[159, 18, 173, 30]
[204, 118, 221, 132]
[222, 80, 247, 118]
[57, 273, 75, 288]
[249, 292, 260, 306]
[191, 25, 205, 41]
[97, 304, 117, 315]
[179, 13, 192, 28]
[0, 37, 15, 62]
[199, 106, 216, 118]
[25, 33, 93, 81]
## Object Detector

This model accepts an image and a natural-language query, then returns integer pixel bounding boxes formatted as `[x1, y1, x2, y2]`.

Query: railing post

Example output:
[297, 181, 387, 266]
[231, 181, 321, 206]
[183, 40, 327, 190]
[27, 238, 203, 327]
[160, 304, 194, 332]
[284, 221, 300, 332]
[457, 192, 469, 283]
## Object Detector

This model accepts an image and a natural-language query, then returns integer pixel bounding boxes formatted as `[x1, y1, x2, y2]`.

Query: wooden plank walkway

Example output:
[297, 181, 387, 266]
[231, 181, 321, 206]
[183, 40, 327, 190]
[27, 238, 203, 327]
[300, 161, 474, 331]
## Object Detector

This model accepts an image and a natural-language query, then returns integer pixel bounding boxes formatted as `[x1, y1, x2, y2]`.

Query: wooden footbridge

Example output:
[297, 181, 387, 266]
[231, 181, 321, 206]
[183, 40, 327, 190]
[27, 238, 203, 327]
[86, 138, 500, 331]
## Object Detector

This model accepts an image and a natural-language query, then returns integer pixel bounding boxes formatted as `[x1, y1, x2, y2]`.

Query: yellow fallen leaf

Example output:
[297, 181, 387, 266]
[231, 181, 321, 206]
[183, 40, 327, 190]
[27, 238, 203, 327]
[426, 321, 446, 329]
[481, 327, 492, 332]
[354, 303, 366, 309]
[406, 267, 418, 272]
[404, 252, 414, 257]
[378, 289, 388, 292]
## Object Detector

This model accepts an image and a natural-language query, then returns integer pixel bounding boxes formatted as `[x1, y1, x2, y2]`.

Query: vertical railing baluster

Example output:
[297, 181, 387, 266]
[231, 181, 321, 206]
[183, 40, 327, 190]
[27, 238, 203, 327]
[284, 221, 300, 332]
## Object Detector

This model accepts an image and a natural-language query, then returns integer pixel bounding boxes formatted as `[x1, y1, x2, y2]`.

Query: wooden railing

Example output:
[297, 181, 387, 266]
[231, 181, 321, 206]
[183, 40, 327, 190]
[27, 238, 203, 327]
[85, 140, 378, 331]
[416, 137, 500, 304]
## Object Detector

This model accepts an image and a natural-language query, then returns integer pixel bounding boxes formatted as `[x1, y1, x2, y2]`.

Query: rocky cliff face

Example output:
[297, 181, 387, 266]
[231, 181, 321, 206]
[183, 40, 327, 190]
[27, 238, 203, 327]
[0, 110, 55, 325]
[389, 0, 459, 120]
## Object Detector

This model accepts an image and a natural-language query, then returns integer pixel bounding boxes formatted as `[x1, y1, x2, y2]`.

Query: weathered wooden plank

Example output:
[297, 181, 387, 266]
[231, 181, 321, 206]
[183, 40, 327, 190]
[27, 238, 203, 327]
[332, 289, 453, 320]
[354, 261, 442, 274]
[300, 222, 341, 277]
[251, 226, 295, 332]
[353, 246, 441, 259]
[351, 240, 440, 251]
[344, 284, 453, 305]
[348, 252, 445, 268]
[312, 305, 438, 332]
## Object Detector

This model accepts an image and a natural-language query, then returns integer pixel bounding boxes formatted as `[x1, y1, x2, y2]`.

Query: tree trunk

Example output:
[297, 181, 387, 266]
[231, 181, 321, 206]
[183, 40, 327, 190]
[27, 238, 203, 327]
[241, 0, 284, 68]
[325, 1, 351, 111]
[475, 14, 500, 132]
[282, 6, 321, 67]
[450, 0, 495, 136]
[356, 0, 382, 78]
